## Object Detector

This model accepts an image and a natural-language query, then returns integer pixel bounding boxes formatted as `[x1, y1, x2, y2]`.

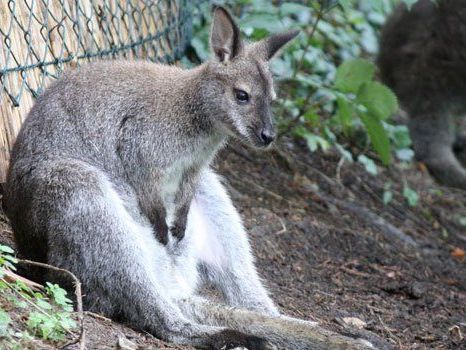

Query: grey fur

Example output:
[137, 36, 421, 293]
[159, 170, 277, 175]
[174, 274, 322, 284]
[4, 6, 372, 350]
[378, 0, 466, 189]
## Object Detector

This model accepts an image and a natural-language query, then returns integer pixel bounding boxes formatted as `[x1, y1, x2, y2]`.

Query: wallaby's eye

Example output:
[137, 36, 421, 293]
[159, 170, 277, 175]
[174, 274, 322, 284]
[234, 89, 249, 103]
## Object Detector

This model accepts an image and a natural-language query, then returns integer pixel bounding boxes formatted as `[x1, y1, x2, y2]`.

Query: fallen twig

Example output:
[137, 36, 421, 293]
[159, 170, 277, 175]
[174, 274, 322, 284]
[84, 311, 112, 323]
[274, 214, 287, 235]
[335, 156, 345, 184]
[3, 268, 43, 291]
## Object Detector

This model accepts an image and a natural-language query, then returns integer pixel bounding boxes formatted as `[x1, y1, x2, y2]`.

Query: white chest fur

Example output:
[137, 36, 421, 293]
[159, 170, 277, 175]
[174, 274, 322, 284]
[160, 134, 225, 223]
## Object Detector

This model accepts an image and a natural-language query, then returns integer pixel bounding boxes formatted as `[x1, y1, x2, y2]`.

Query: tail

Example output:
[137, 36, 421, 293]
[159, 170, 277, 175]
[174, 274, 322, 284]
[179, 297, 376, 350]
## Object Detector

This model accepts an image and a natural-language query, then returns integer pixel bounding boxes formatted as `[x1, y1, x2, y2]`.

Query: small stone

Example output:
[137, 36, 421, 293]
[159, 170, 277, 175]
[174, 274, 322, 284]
[386, 271, 396, 278]
[409, 282, 426, 299]
[342, 317, 367, 329]
[118, 336, 137, 350]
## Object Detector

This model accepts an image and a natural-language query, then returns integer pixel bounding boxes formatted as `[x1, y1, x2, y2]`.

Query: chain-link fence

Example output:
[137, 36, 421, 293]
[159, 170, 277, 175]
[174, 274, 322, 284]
[0, 0, 208, 181]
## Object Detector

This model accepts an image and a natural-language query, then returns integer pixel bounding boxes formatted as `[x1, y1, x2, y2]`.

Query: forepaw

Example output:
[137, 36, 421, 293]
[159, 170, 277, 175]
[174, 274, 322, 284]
[209, 329, 270, 350]
[155, 221, 169, 245]
[170, 223, 186, 242]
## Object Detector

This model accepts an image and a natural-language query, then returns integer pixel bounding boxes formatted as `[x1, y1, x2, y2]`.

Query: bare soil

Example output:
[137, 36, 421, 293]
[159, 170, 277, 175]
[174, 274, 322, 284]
[1, 138, 465, 349]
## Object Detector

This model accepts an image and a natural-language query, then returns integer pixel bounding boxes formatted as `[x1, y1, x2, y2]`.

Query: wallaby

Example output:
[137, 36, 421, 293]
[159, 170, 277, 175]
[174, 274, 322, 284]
[4, 6, 375, 350]
[378, 0, 466, 189]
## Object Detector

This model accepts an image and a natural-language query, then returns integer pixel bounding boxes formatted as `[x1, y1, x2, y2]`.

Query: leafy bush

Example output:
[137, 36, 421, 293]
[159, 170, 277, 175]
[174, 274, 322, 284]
[0, 244, 76, 348]
[187, 0, 414, 171]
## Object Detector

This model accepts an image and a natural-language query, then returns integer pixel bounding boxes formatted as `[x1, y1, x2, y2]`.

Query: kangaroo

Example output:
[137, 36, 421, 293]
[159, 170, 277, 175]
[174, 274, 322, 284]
[4, 6, 374, 350]
[378, 0, 466, 189]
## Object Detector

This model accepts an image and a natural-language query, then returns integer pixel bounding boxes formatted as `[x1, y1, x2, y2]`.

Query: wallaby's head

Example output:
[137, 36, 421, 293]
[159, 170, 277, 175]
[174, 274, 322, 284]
[204, 6, 299, 148]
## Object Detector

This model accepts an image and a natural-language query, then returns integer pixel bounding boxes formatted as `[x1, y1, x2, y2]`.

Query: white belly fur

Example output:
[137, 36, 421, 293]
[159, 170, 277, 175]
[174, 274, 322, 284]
[101, 166, 226, 300]
[188, 198, 226, 269]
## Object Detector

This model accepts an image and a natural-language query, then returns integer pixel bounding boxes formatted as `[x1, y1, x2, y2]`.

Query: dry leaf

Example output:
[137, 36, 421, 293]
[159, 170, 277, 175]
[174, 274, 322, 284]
[417, 162, 428, 173]
[451, 247, 465, 261]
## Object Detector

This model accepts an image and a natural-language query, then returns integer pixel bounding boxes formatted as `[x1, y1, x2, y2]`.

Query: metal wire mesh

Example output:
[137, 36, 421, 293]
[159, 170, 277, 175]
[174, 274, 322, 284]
[0, 0, 204, 106]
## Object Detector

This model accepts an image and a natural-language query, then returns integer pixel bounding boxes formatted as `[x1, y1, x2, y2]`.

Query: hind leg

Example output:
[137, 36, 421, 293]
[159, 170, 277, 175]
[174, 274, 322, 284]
[177, 296, 374, 350]
[192, 170, 279, 315]
[409, 111, 466, 189]
[182, 171, 375, 349]
[22, 161, 267, 349]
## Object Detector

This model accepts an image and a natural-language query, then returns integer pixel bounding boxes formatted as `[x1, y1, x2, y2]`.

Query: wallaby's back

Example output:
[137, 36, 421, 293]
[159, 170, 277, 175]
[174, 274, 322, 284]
[378, 0, 466, 189]
[379, 0, 466, 112]
[9, 61, 199, 170]
[5, 60, 203, 268]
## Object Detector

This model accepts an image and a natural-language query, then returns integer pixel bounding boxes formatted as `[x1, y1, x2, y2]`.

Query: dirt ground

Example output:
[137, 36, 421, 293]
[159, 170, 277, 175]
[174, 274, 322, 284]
[1, 138, 465, 349]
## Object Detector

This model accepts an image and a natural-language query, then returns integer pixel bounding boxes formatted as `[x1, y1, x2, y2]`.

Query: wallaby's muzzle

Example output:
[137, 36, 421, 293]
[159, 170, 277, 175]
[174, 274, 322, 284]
[259, 127, 276, 146]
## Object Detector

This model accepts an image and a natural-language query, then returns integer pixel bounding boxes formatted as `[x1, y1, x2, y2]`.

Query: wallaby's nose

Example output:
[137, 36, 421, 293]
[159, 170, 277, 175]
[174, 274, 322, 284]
[260, 129, 276, 145]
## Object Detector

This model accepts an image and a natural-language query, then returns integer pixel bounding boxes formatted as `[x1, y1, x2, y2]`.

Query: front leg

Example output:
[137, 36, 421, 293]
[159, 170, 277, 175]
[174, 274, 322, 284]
[171, 169, 198, 242]
[171, 202, 191, 241]
[152, 204, 169, 245]
[142, 195, 169, 245]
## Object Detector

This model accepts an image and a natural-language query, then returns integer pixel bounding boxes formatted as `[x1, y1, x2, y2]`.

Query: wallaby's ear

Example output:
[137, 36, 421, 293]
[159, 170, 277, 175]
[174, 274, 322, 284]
[210, 6, 242, 62]
[253, 30, 300, 61]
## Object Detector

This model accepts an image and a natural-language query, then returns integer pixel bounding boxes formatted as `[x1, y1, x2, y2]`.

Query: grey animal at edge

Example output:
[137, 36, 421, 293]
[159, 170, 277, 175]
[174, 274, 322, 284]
[378, 0, 466, 189]
[4, 6, 374, 350]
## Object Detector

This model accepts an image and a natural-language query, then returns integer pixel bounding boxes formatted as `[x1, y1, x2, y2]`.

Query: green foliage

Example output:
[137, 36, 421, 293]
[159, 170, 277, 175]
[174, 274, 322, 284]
[357, 154, 378, 175]
[333, 58, 398, 165]
[188, 0, 410, 174]
[403, 184, 419, 207]
[357, 81, 398, 121]
[334, 59, 375, 93]
[0, 308, 11, 337]
[383, 183, 393, 205]
[0, 245, 76, 347]
[0, 245, 17, 273]
[26, 310, 75, 341]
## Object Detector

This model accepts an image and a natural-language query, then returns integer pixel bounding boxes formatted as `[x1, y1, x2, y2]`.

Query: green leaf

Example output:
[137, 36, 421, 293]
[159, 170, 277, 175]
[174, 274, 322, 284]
[303, 108, 320, 125]
[360, 113, 392, 165]
[383, 190, 393, 205]
[0, 245, 14, 254]
[58, 315, 76, 330]
[396, 148, 414, 162]
[241, 13, 285, 33]
[334, 59, 375, 93]
[0, 309, 11, 336]
[403, 185, 419, 207]
[190, 37, 209, 61]
[303, 133, 330, 152]
[356, 81, 398, 120]
[319, 0, 340, 11]
[46, 282, 73, 307]
[270, 57, 293, 79]
[357, 154, 378, 175]
[336, 96, 353, 130]
[280, 3, 312, 17]
[337, 0, 353, 11]
[36, 299, 53, 310]
[27, 312, 46, 329]
[335, 144, 353, 162]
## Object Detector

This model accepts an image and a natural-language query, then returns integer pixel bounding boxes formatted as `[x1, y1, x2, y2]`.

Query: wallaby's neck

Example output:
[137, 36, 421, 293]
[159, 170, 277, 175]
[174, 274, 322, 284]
[178, 63, 228, 148]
